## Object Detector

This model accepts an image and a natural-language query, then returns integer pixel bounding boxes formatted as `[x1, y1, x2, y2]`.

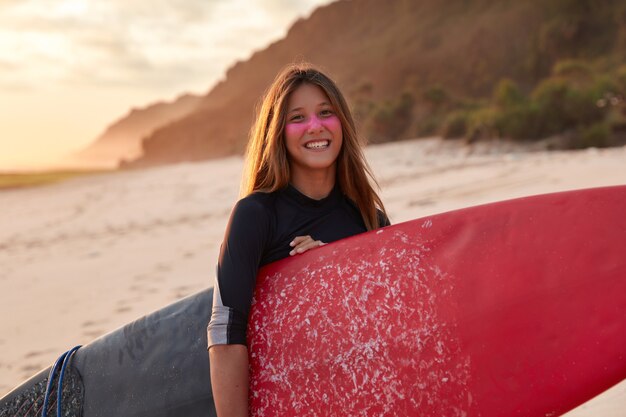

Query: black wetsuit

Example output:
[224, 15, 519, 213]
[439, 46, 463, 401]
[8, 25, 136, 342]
[207, 183, 389, 347]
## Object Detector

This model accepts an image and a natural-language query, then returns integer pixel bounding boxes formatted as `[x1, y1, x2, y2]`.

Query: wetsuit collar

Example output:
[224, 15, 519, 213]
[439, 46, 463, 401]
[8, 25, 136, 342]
[285, 182, 342, 208]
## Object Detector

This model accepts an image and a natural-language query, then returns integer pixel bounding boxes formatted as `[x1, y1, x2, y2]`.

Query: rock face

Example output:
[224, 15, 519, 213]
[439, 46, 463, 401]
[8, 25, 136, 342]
[70, 93, 202, 168]
[106, 0, 622, 168]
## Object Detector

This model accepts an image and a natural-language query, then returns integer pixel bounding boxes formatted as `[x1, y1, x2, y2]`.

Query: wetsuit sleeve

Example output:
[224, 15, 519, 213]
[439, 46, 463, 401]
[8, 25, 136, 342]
[207, 197, 271, 348]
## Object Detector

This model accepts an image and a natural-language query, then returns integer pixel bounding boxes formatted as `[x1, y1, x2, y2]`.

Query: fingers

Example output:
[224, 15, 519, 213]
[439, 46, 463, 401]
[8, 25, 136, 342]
[290, 235, 310, 247]
[289, 235, 326, 256]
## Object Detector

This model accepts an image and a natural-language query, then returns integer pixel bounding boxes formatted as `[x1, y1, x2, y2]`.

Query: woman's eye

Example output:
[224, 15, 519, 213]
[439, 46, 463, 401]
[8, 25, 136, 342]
[289, 114, 304, 122]
[320, 109, 334, 117]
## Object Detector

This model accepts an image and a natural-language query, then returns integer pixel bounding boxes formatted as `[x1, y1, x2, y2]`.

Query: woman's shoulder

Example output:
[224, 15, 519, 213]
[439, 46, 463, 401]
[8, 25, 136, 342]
[232, 191, 277, 218]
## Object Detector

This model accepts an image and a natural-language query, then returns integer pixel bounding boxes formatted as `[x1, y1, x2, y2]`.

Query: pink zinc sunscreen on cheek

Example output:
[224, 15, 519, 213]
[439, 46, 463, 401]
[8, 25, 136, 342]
[285, 122, 307, 137]
[285, 114, 341, 136]
[321, 115, 341, 131]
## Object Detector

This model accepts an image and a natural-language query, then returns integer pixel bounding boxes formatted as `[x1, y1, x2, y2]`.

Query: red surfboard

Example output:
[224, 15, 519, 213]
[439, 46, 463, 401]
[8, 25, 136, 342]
[247, 186, 626, 416]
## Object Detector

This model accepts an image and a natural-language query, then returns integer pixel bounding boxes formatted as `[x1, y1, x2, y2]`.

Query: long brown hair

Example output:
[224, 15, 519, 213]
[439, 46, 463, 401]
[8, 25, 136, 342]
[241, 63, 387, 230]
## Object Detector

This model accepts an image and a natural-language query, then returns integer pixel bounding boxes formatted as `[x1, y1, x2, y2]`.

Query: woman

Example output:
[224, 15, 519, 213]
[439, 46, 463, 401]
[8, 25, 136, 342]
[207, 63, 389, 416]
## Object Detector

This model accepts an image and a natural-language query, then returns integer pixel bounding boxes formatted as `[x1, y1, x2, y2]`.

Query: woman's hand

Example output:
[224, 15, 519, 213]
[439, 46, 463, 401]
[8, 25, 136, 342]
[289, 235, 326, 256]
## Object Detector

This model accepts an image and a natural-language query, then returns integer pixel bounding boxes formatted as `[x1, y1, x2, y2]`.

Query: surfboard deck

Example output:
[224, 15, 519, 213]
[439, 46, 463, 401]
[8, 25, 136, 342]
[2, 186, 625, 416]
[248, 185, 626, 416]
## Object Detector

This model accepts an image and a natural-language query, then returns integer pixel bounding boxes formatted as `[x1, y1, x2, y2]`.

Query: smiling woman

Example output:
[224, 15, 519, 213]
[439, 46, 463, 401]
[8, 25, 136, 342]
[239, 64, 386, 228]
[207, 63, 389, 417]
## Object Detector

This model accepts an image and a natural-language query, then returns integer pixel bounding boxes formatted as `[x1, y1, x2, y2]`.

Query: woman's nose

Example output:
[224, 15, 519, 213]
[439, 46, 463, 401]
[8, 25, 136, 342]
[306, 116, 323, 133]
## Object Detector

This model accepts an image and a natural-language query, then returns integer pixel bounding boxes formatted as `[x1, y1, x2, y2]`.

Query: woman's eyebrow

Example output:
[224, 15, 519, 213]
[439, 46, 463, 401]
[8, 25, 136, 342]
[288, 102, 331, 113]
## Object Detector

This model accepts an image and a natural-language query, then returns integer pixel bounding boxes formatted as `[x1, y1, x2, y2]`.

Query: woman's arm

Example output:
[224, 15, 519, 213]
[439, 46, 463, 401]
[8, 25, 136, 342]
[210, 345, 249, 417]
[208, 197, 271, 416]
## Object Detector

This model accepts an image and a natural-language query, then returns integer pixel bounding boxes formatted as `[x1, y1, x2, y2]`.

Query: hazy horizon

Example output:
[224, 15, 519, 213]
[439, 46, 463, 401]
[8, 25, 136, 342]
[0, 0, 335, 172]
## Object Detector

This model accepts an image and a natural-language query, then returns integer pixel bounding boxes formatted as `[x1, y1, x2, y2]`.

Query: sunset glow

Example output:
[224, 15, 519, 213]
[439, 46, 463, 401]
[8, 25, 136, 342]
[0, 0, 334, 171]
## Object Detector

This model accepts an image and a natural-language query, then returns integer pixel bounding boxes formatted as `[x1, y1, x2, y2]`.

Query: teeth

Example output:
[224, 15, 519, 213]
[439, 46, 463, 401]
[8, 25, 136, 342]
[305, 140, 329, 149]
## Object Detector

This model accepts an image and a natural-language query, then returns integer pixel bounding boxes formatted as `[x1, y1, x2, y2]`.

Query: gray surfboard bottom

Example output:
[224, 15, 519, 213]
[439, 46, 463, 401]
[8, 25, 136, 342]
[1, 289, 217, 417]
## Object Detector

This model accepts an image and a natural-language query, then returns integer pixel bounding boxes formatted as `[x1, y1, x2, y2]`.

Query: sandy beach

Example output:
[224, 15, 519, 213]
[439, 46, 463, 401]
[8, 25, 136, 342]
[1, 137, 624, 415]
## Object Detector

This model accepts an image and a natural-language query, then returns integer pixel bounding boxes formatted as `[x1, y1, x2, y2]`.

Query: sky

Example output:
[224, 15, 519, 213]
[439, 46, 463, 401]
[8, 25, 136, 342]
[0, 0, 335, 171]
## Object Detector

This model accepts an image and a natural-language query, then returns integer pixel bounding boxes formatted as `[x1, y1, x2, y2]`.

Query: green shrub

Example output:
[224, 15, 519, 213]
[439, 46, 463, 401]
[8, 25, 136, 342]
[562, 87, 605, 126]
[572, 122, 612, 148]
[495, 102, 544, 140]
[532, 78, 575, 135]
[553, 59, 593, 81]
[422, 85, 450, 109]
[416, 117, 440, 137]
[493, 79, 525, 109]
[591, 75, 618, 100]
[440, 111, 470, 138]
[466, 108, 499, 141]
[532, 78, 568, 109]
[367, 92, 415, 141]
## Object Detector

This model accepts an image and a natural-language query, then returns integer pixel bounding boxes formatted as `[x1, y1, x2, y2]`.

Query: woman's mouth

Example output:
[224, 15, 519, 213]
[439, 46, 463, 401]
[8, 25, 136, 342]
[304, 140, 330, 149]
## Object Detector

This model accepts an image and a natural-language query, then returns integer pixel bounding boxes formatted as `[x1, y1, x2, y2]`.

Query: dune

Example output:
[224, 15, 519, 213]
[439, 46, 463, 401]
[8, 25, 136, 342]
[0, 138, 624, 415]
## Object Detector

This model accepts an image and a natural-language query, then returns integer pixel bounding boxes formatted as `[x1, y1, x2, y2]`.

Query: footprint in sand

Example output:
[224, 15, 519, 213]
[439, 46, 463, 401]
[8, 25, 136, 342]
[155, 263, 171, 272]
[83, 329, 105, 339]
[134, 273, 151, 282]
[144, 271, 166, 283]
[81, 319, 106, 328]
[115, 303, 132, 313]
[408, 198, 436, 207]
[23, 349, 54, 359]
[151, 274, 165, 283]
[21, 363, 43, 376]
[81, 319, 108, 339]
[172, 285, 192, 299]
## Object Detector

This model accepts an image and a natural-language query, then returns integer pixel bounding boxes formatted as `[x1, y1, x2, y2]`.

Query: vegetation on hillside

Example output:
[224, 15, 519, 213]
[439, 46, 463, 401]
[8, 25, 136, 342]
[351, 0, 626, 148]
[435, 62, 626, 148]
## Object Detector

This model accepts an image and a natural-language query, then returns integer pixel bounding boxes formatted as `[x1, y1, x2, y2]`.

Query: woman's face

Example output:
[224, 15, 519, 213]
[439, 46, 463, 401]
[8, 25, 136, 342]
[284, 83, 343, 177]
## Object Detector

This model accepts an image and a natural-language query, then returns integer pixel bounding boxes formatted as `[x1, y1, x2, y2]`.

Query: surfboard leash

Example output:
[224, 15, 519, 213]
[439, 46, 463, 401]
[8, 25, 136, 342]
[41, 345, 81, 417]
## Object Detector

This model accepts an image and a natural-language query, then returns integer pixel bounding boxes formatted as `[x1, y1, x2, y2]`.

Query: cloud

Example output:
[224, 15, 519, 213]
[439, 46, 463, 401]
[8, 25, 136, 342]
[0, 57, 17, 70]
[0, 0, 338, 169]
[117, 0, 221, 24]
[0, 0, 334, 92]
[0, 0, 27, 10]
[257, 0, 334, 22]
